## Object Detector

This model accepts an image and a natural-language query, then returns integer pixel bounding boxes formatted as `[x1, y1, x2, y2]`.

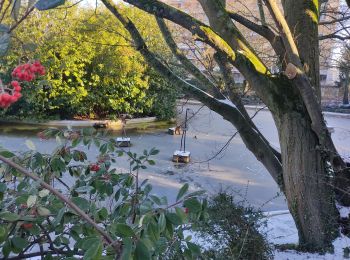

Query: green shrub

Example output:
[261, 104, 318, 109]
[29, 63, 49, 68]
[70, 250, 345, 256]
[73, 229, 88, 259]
[0, 6, 178, 121]
[198, 192, 272, 260]
[0, 128, 205, 259]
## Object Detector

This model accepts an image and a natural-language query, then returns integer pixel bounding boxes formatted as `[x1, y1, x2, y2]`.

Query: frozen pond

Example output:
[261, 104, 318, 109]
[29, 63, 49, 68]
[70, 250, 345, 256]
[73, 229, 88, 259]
[1, 104, 350, 212]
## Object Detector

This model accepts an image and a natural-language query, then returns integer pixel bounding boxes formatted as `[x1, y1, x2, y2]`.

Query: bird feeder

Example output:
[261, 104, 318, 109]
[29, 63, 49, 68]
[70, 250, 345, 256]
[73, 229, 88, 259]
[173, 150, 191, 163]
[172, 108, 190, 163]
[116, 137, 131, 147]
[116, 115, 131, 147]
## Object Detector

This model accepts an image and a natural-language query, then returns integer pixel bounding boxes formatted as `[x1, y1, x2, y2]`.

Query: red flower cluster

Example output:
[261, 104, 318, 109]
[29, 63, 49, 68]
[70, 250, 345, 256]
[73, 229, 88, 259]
[90, 164, 100, 172]
[0, 61, 46, 109]
[11, 61, 45, 82]
[0, 80, 22, 108]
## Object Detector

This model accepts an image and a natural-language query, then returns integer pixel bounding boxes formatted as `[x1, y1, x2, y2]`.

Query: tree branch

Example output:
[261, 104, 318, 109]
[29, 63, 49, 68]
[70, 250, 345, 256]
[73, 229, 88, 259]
[263, 0, 301, 67]
[227, 11, 285, 61]
[100, 0, 284, 186]
[156, 17, 224, 99]
[0, 154, 121, 253]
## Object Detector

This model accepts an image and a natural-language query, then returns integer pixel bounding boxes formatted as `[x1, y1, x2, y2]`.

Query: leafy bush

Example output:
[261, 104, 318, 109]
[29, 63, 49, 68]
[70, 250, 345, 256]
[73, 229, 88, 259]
[0, 6, 178, 120]
[198, 193, 272, 260]
[0, 128, 206, 259]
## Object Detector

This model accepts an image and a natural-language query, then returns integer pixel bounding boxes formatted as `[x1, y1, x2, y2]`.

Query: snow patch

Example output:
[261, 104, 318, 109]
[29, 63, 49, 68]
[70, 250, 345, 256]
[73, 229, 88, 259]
[217, 98, 237, 108]
[116, 137, 131, 142]
[266, 211, 350, 259]
[260, 211, 299, 245]
[173, 150, 191, 156]
[185, 210, 350, 259]
[337, 203, 350, 218]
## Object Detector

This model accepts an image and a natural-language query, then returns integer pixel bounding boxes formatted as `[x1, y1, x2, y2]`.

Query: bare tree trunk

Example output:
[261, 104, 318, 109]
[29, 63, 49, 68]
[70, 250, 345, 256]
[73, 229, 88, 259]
[277, 108, 338, 250]
[282, 0, 321, 101]
[343, 72, 349, 105]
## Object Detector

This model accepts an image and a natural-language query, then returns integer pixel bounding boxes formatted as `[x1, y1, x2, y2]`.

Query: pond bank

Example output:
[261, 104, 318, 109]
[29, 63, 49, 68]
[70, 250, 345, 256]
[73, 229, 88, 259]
[0, 116, 176, 131]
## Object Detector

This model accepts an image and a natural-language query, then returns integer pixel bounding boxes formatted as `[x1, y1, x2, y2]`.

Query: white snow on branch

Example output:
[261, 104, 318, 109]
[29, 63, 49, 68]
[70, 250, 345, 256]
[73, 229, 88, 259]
[216, 98, 237, 109]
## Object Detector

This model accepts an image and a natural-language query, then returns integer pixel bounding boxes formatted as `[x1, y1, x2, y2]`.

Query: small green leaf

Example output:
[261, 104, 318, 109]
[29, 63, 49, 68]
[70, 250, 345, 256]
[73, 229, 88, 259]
[150, 195, 162, 205]
[158, 213, 166, 232]
[147, 160, 155, 165]
[187, 241, 201, 256]
[176, 183, 189, 201]
[53, 207, 65, 226]
[0, 150, 15, 158]
[0, 226, 7, 242]
[114, 223, 134, 237]
[135, 240, 151, 260]
[166, 213, 182, 226]
[71, 197, 90, 211]
[150, 148, 159, 155]
[0, 212, 20, 221]
[0, 183, 6, 192]
[175, 207, 187, 222]
[121, 237, 132, 260]
[35, 0, 65, 10]
[184, 198, 202, 213]
[11, 237, 29, 250]
[97, 208, 108, 221]
[82, 237, 102, 260]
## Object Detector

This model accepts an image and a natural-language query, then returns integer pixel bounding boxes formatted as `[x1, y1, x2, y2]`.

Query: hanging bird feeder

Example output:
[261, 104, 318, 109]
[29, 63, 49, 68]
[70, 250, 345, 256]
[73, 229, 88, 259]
[173, 108, 191, 163]
[117, 114, 131, 147]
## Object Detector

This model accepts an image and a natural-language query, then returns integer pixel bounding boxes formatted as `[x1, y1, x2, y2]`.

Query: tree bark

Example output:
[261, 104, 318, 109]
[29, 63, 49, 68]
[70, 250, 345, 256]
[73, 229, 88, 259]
[277, 108, 338, 250]
[343, 72, 349, 105]
[100, 0, 344, 251]
[282, 0, 321, 101]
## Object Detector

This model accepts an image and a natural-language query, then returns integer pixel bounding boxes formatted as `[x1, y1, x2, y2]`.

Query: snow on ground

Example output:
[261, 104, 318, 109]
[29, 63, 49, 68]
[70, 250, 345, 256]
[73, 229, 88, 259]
[263, 211, 350, 259]
[186, 209, 350, 259]
[337, 203, 350, 218]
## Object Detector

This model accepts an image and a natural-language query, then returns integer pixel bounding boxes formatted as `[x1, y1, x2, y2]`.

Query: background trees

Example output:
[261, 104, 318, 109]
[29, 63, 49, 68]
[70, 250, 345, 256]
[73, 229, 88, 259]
[0, 4, 178, 120]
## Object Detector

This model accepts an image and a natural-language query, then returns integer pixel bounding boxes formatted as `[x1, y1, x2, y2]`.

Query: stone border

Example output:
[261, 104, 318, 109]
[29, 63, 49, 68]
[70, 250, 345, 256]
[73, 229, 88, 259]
[0, 117, 158, 130]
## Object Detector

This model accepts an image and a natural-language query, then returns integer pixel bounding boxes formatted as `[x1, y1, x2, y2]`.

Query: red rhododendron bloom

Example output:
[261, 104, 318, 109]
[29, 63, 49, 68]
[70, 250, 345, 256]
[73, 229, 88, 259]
[0, 61, 46, 109]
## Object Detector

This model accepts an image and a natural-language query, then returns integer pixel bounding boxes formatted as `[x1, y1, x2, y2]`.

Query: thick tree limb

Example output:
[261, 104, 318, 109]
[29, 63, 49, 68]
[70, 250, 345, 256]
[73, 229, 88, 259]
[227, 11, 285, 61]
[100, 0, 284, 185]
[120, 0, 274, 77]
[214, 52, 282, 161]
[156, 17, 223, 99]
[263, 0, 301, 67]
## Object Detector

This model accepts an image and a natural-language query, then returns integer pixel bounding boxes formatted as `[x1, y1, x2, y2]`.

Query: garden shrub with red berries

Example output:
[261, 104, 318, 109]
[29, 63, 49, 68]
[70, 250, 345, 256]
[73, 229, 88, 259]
[0, 127, 207, 259]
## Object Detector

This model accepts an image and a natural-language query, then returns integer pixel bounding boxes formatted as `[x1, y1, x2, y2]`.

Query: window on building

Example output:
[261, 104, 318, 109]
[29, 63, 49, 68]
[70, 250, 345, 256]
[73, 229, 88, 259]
[320, 74, 327, 82]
